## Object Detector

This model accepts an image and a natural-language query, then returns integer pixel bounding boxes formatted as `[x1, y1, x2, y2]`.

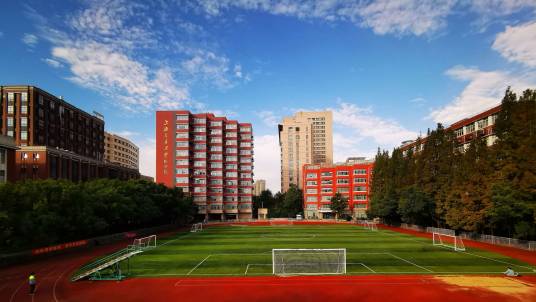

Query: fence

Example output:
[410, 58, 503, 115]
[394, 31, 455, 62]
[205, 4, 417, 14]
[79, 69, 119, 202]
[396, 223, 536, 251]
[0, 224, 176, 267]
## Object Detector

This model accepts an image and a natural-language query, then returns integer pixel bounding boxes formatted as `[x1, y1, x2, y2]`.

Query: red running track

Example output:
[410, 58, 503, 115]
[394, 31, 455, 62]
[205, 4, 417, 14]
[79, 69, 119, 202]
[1, 223, 535, 302]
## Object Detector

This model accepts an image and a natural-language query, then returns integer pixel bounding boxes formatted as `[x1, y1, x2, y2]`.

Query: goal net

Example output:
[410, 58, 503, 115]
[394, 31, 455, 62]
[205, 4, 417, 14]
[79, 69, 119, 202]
[364, 221, 378, 231]
[190, 222, 203, 233]
[272, 248, 346, 275]
[133, 235, 156, 250]
[433, 232, 465, 251]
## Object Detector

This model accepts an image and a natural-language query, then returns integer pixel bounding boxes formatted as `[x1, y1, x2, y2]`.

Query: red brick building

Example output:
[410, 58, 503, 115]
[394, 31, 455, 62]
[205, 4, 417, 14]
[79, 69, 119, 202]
[156, 111, 253, 220]
[0, 85, 138, 181]
[302, 157, 374, 219]
[400, 105, 501, 154]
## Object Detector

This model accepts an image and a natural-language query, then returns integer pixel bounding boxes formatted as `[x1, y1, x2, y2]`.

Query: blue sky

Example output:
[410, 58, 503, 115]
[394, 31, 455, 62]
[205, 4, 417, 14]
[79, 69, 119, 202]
[1, 0, 536, 192]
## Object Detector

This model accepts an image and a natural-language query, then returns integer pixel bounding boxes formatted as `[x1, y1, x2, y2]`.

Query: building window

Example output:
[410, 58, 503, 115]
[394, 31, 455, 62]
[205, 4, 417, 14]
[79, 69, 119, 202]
[176, 124, 189, 130]
[175, 150, 189, 157]
[337, 187, 349, 193]
[354, 178, 366, 183]
[20, 131, 28, 140]
[175, 177, 189, 184]
[321, 195, 332, 201]
[176, 141, 189, 147]
[193, 118, 206, 124]
[210, 121, 222, 127]
[321, 171, 332, 177]
[465, 124, 475, 133]
[176, 132, 189, 138]
[353, 169, 366, 175]
[321, 188, 332, 193]
[176, 114, 189, 120]
[306, 173, 317, 178]
[225, 124, 237, 129]
[306, 189, 317, 194]
[353, 186, 367, 192]
[306, 196, 318, 202]
[337, 179, 349, 184]
[354, 195, 367, 201]
[176, 168, 189, 174]
[337, 170, 349, 176]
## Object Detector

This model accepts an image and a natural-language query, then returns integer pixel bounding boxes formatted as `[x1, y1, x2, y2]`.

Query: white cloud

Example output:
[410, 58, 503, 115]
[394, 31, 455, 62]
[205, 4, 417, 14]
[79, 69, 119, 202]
[52, 41, 189, 111]
[493, 21, 536, 68]
[111, 130, 140, 138]
[136, 138, 156, 178]
[428, 66, 536, 124]
[352, 0, 456, 36]
[32, 0, 246, 112]
[469, 0, 536, 28]
[253, 134, 281, 192]
[22, 33, 38, 46]
[42, 58, 63, 68]
[331, 102, 418, 146]
[257, 110, 278, 127]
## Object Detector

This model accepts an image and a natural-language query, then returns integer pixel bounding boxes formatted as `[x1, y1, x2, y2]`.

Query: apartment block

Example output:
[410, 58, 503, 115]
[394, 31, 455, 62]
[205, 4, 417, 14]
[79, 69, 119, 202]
[302, 157, 374, 219]
[0, 85, 138, 181]
[400, 105, 501, 154]
[253, 179, 266, 196]
[279, 111, 333, 192]
[104, 132, 139, 170]
[155, 111, 254, 220]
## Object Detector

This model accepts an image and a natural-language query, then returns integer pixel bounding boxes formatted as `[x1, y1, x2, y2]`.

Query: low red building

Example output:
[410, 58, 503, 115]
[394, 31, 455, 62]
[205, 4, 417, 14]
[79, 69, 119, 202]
[302, 157, 374, 219]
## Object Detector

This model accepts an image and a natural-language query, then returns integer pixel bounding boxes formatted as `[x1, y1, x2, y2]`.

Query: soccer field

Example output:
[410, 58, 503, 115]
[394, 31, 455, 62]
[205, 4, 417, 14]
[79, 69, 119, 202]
[116, 224, 536, 277]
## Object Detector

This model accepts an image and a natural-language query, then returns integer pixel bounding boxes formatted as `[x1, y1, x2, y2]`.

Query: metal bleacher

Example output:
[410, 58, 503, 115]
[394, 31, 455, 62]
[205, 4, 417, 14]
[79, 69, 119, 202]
[71, 245, 144, 281]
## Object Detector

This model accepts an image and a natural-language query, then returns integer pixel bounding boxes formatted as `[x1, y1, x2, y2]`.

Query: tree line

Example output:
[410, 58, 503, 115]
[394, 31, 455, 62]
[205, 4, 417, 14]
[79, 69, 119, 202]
[253, 184, 303, 218]
[0, 179, 195, 250]
[368, 88, 536, 240]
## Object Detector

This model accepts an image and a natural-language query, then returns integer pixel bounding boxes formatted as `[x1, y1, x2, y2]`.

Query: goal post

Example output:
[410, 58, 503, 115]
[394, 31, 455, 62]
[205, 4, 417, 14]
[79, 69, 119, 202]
[433, 232, 465, 251]
[133, 235, 156, 250]
[364, 221, 378, 231]
[272, 248, 346, 275]
[190, 222, 203, 233]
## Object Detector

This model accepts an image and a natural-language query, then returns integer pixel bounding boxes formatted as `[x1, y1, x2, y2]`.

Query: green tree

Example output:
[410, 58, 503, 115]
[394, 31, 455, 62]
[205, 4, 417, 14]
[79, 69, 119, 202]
[330, 193, 348, 220]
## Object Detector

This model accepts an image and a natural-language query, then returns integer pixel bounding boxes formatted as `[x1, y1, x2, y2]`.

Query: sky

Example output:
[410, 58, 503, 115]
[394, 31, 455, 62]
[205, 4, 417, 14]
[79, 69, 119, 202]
[1, 0, 536, 192]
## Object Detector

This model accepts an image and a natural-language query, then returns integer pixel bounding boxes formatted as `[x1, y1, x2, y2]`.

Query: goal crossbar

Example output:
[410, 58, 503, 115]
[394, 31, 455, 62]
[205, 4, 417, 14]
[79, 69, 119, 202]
[190, 222, 203, 232]
[133, 235, 156, 250]
[433, 232, 465, 251]
[272, 248, 346, 275]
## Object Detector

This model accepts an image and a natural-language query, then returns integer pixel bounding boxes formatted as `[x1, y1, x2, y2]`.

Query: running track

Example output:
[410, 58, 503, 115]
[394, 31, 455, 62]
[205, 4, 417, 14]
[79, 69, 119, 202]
[1, 223, 535, 302]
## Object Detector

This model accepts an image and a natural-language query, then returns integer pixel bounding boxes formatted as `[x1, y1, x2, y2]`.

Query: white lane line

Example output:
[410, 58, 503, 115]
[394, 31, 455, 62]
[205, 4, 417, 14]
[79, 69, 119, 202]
[386, 252, 434, 273]
[187, 255, 211, 275]
[32, 267, 60, 302]
[360, 263, 376, 273]
[54, 264, 77, 302]
[8, 279, 25, 302]
[244, 264, 250, 276]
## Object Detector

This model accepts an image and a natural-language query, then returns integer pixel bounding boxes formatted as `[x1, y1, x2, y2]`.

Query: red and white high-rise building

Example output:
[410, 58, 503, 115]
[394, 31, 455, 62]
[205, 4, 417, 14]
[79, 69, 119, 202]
[156, 111, 253, 220]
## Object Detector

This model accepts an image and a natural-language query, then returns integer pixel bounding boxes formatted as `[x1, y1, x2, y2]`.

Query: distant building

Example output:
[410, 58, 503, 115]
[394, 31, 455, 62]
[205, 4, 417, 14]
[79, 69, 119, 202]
[302, 158, 374, 220]
[104, 132, 139, 170]
[279, 111, 333, 192]
[0, 135, 17, 182]
[155, 111, 253, 221]
[400, 105, 501, 155]
[140, 175, 154, 182]
[0, 85, 139, 181]
[253, 179, 266, 196]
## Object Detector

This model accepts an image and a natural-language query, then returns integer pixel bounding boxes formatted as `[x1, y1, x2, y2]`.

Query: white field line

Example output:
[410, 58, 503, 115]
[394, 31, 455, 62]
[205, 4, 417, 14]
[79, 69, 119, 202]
[386, 252, 433, 273]
[244, 264, 271, 275]
[158, 233, 194, 247]
[187, 255, 211, 275]
[360, 263, 376, 273]
[378, 229, 535, 271]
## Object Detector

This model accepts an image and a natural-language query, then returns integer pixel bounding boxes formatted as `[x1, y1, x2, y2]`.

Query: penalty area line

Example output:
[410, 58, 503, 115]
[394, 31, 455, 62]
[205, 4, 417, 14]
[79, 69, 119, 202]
[386, 252, 433, 273]
[187, 255, 211, 276]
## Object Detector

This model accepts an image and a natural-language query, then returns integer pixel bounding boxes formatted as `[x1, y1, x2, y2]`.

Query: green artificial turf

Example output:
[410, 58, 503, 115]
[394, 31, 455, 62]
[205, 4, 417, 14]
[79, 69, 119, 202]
[115, 224, 535, 277]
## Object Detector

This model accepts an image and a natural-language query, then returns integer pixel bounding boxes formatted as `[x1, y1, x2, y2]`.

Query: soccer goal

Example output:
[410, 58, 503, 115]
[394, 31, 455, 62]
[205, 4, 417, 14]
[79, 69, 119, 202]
[364, 221, 378, 231]
[433, 232, 465, 251]
[133, 235, 156, 250]
[272, 248, 346, 275]
[190, 222, 203, 233]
